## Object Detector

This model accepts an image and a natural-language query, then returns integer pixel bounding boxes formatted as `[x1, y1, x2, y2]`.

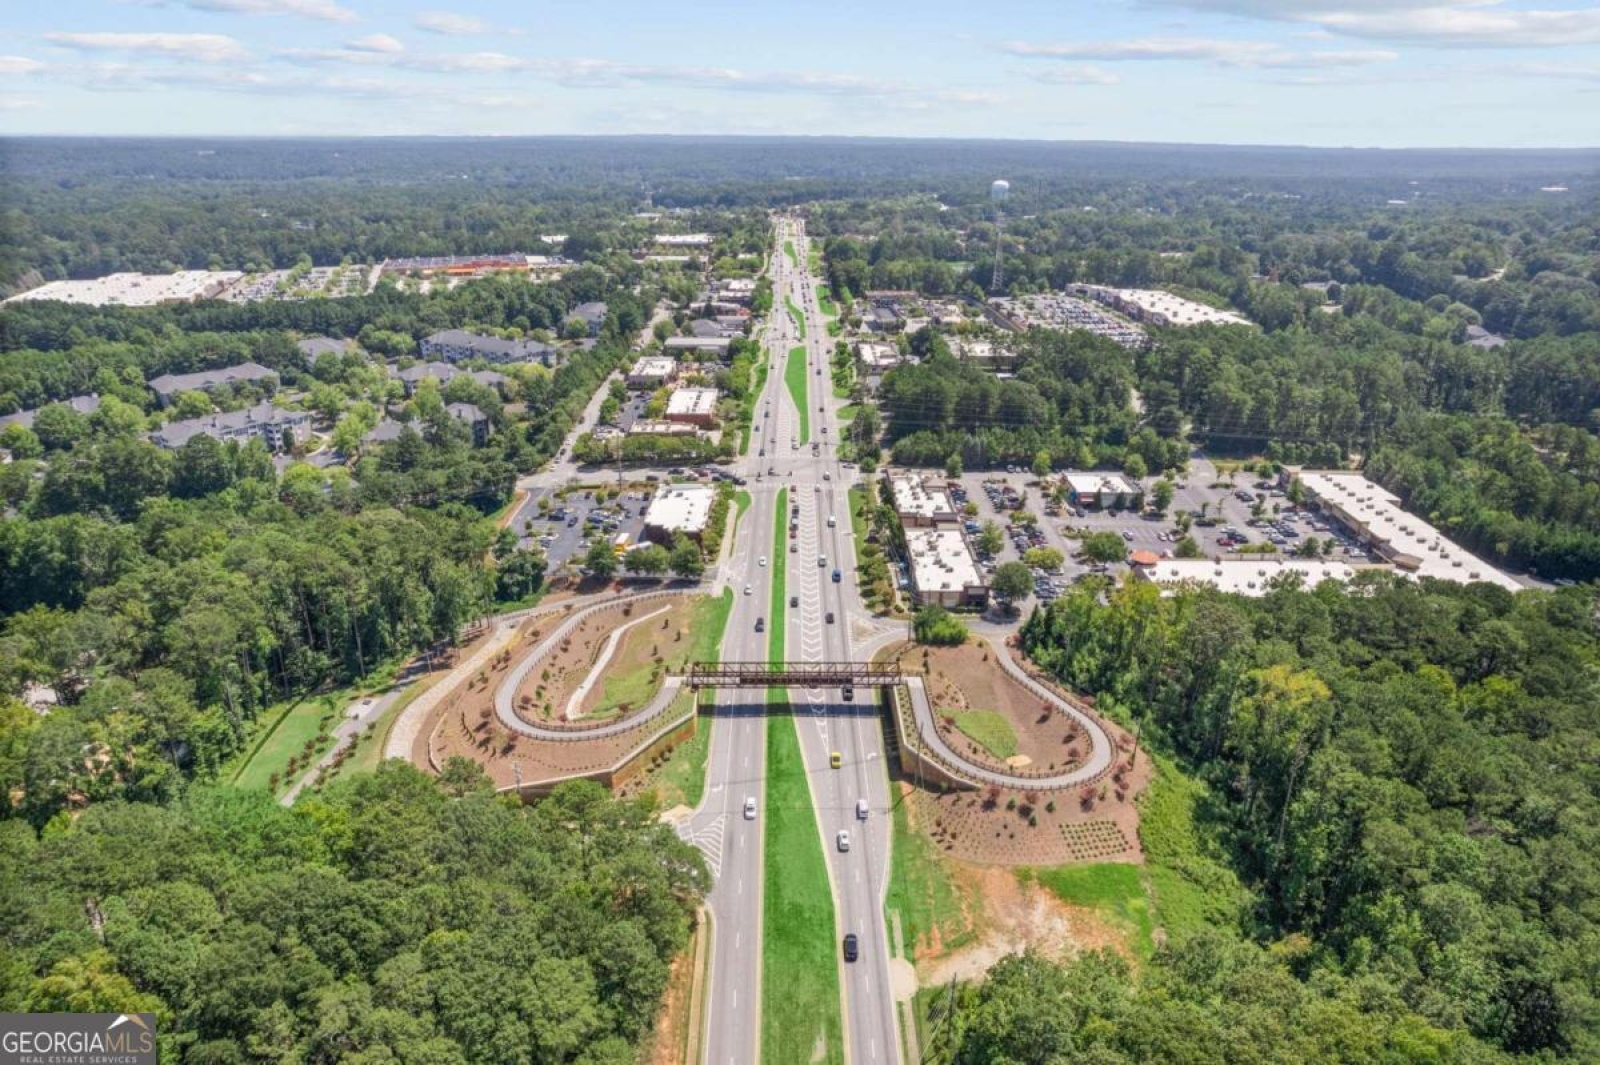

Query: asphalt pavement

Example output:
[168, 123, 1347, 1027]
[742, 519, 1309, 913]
[687, 216, 901, 1065]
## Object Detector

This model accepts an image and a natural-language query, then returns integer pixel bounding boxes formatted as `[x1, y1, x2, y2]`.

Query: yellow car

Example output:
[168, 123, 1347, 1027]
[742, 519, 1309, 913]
[830, 752, 842, 769]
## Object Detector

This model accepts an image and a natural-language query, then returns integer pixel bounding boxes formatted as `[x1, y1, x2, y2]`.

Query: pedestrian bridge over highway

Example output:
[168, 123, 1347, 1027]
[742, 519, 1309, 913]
[684, 661, 902, 689]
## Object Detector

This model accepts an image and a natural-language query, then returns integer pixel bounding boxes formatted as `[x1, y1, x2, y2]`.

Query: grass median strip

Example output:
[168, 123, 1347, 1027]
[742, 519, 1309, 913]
[785, 346, 810, 444]
[784, 239, 798, 267]
[761, 487, 844, 1063]
[786, 296, 807, 340]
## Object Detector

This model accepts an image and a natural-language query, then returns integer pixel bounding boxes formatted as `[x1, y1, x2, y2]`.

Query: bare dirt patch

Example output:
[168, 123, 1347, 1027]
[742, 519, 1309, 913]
[414, 604, 695, 791]
[920, 865, 1133, 987]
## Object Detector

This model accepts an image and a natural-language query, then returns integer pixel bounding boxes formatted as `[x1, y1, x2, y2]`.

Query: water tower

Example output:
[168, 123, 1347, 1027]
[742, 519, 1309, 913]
[989, 179, 1010, 294]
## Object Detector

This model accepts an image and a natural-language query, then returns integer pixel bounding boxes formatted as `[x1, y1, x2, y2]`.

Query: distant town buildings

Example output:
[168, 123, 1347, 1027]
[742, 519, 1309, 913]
[567, 301, 608, 336]
[949, 339, 1020, 372]
[1292, 470, 1522, 591]
[988, 292, 1148, 349]
[905, 528, 988, 608]
[0, 394, 102, 431]
[1069, 285, 1251, 328]
[1135, 558, 1358, 597]
[889, 474, 958, 527]
[446, 402, 490, 446]
[1064, 473, 1141, 509]
[664, 336, 733, 358]
[627, 357, 678, 390]
[5, 271, 243, 307]
[421, 329, 555, 366]
[148, 362, 279, 406]
[150, 402, 310, 452]
[643, 484, 716, 542]
[664, 387, 719, 427]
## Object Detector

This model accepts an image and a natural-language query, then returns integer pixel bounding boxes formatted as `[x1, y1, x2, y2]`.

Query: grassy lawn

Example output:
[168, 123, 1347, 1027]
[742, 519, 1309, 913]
[947, 709, 1019, 761]
[769, 489, 788, 662]
[849, 485, 871, 544]
[644, 689, 709, 809]
[229, 688, 350, 793]
[593, 592, 733, 715]
[885, 794, 974, 963]
[785, 346, 810, 444]
[786, 296, 807, 340]
[1023, 863, 1156, 961]
[762, 715, 844, 1065]
[817, 286, 838, 318]
[761, 485, 842, 1060]
[808, 242, 821, 274]
[837, 403, 858, 424]
[784, 239, 798, 267]
[733, 489, 752, 540]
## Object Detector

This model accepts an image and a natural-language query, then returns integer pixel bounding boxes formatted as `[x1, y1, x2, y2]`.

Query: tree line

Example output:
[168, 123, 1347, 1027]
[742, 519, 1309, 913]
[1021, 576, 1600, 1058]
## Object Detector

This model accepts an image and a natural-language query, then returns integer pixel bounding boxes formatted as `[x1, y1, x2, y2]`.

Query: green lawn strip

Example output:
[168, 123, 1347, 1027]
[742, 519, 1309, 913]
[593, 592, 730, 712]
[832, 384, 852, 401]
[230, 688, 350, 793]
[762, 715, 844, 1065]
[807, 242, 821, 274]
[761, 485, 843, 1062]
[785, 346, 810, 444]
[837, 404, 858, 424]
[946, 709, 1018, 762]
[817, 286, 838, 318]
[643, 688, 709, 809]
[733, 489, 753, 542]
[784, 239, 798, 267]
[1022, 863, 1156, 961]
[768, 489, 788, 662]
[785, 296, 807, 340]
[885, 793, 972, 963]
[848, 485, 871, 544]
[1136, 752, 1250, 943]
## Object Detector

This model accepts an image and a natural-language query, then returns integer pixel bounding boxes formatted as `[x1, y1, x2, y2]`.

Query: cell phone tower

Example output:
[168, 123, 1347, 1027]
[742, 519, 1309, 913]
[989, 179, 1010, 294]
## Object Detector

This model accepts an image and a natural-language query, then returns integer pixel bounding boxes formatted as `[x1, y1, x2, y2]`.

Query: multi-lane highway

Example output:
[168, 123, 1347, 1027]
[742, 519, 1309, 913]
[687, 216, 901, 1065]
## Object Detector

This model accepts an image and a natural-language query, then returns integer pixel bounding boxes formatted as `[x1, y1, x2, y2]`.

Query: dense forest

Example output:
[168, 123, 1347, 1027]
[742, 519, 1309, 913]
[0, 766, 708, 1064]
[1021, 576, 1600, 1059]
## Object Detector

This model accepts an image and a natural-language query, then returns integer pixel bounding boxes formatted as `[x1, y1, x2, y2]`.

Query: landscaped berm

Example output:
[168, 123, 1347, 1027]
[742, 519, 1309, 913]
[886, 639, 1151, 867]
[416, 593, 727, 792]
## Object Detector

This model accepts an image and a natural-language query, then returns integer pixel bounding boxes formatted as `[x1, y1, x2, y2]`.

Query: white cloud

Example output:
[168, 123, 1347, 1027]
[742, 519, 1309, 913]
[414, 10, 490, 35]
[1028, 65, 1121, 85]
[1315, 6, 1600, 47]
[1254, 48, 1399, 67]
[183, 0, 357, 21]
[346, 34, 404, 54]
[270, 46, 993, 103]
[0, 55, 47, 75]
[1004, 37, 1397, 68]
[1157, 1, 1600, 48]
[43, 32, 249, 63]
[1006, 37, 1283, 63]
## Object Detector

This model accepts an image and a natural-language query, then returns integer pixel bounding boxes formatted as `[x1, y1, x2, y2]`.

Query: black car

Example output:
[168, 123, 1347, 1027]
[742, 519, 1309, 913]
[842, 933, 858, 962]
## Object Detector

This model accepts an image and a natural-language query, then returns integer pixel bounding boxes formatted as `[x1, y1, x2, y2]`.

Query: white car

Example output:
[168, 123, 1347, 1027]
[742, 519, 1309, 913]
[744, 797, 757, 820]
[856, 798, 868, 820]
[826, 515, 836, 528]
[836, 830, 851, 852]
[759, 556, 768, 567]
[743, 584, 752, 596]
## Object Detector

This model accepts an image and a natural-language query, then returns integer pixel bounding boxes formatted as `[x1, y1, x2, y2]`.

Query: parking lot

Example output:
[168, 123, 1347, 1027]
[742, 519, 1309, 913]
[511, 483, 652, 570]
[945, 454, 1378, 607]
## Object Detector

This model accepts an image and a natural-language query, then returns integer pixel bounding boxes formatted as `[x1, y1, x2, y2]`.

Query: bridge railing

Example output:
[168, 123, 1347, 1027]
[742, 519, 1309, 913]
[683, 661, 903, 688]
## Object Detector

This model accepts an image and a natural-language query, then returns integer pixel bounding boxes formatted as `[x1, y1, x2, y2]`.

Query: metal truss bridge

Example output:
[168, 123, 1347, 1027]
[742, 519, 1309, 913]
[684, 661, 902, 689]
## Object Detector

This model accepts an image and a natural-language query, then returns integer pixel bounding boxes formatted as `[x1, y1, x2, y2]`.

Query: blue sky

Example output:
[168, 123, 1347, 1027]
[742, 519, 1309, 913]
[2, 1, 1597, 145]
